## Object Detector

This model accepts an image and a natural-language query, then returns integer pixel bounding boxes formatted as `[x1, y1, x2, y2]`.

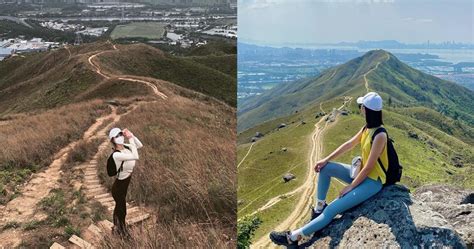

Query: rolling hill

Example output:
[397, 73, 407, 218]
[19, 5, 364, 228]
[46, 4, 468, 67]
[238, 50, 474, 131]
[0, 41, 236, 248]
[237, 50, 474, 246]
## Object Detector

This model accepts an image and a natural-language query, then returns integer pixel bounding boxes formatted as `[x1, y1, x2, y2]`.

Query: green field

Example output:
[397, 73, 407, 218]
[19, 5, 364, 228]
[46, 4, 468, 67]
[110, 22, 166, 40]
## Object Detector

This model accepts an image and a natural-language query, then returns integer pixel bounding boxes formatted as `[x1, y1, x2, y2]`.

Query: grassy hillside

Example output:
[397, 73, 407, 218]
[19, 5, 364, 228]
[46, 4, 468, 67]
[94, 96, 236, 247]
[0, 101, 109, 204]
[96, 44, 237, 106]
[0, 41, 236, 115]
[238, 50, 474, 131]
[185, 54, 237, 78]
[0, 41, 237, 247]
[237, 97, 345, 239]
[238, 98, 474, 241]
[237, 50, 474, 242]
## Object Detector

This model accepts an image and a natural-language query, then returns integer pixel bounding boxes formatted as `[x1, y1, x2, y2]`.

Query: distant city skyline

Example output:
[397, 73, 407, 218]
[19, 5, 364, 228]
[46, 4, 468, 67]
[238, 0, 474, 46]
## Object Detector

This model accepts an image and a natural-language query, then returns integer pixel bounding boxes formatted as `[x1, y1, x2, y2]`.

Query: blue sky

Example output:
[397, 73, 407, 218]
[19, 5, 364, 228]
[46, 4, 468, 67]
[238, 0, 474, 45]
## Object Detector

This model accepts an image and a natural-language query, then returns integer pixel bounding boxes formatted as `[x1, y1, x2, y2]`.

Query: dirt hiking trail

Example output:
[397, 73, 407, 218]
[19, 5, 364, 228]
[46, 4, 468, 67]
[251, 97, 352, 248]
[0, 40, 170, 248]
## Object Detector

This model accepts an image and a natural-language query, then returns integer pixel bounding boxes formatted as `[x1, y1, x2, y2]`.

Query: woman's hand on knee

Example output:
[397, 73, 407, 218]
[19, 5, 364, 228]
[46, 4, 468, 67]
[339, 184, 354, 198]
[314, 159, 328, 172]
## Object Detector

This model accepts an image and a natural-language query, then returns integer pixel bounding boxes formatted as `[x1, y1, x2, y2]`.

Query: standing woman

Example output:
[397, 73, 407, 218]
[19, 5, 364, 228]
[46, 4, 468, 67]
[270, 92, 389, 247]
[108, 127, 143, 236]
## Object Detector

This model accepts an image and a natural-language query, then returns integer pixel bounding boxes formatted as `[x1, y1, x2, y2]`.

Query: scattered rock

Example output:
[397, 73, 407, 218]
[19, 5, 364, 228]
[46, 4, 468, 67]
[408, 131, 419, 139]
[278, 123, 287, 129]
[315, 112, 325, 119]
[340, 110, 349, 116]
[105, 99, 120, 106]
[255, 132, 264, 138]
[283, 173, 296, 183]
[281, 147, 287, 152]
[301, 121, 306, 125]
[251, 137, 258, 142]
[451, 155, 464, 168]
[303, 184, 472, 248]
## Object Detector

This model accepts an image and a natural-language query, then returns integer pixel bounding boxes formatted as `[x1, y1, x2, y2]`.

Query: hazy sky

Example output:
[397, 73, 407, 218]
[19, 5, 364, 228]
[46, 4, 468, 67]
[238, 0, 474, 45]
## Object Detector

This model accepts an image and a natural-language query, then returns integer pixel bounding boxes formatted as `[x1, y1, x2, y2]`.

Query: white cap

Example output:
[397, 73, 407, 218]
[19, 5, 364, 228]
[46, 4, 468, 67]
[357, 92, 383, 111]
[108, 128, 122, 140]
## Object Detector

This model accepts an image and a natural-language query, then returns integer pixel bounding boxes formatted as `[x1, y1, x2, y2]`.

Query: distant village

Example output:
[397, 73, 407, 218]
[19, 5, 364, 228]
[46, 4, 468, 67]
[0, 3, 236, 60]
[0, 38, 58, 60]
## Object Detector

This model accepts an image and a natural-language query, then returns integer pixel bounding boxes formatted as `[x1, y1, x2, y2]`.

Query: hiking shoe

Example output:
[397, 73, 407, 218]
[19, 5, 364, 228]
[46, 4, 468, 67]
[311, 203, 327, 221]
[269, 231, 298, 247]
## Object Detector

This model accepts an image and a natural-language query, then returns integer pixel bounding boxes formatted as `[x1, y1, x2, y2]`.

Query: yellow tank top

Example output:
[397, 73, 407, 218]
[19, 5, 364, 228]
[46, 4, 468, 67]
[360, 126, 388, 184]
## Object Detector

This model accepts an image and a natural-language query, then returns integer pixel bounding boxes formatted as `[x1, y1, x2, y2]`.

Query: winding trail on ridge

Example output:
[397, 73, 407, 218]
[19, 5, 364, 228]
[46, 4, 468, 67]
[251, 97, 352, 248]
[87, 43, 168, 100]
[363, 53, 390, 92]
[0, 41, 169, 247]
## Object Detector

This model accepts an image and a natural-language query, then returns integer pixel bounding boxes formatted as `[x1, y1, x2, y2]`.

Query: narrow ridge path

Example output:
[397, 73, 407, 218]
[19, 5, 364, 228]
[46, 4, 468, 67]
[87, 42, 168, 100]
[363, 53, 390, 92]
[251, 97, 352, 248]
[237, 142, 255, 169]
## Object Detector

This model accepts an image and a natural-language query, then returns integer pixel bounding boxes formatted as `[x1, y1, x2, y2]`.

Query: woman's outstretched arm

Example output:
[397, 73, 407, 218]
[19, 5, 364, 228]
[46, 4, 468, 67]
[315, 126, 365, 172]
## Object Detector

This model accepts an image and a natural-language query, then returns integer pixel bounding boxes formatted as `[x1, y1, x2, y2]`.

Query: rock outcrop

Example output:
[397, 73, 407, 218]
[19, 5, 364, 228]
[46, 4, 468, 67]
[301, 184, 473, 248]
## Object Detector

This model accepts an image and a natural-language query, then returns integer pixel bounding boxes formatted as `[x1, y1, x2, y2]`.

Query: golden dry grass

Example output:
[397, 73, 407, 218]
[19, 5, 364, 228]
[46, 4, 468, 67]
[0, 100, 109, 204]
[101, 221, 233, 248]
[97, 96, 236, 247]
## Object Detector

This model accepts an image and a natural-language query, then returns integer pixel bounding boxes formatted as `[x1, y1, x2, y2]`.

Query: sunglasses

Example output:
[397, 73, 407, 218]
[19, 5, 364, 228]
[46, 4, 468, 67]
[115, 131, 124, 138]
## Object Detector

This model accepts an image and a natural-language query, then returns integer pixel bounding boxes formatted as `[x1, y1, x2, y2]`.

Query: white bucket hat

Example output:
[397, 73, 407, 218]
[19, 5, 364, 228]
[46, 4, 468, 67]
[357, 92, 383, 111]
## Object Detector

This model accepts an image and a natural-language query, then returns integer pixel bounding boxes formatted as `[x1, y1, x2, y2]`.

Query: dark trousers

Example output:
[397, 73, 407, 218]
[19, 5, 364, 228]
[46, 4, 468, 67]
[111, 175, 132, 235]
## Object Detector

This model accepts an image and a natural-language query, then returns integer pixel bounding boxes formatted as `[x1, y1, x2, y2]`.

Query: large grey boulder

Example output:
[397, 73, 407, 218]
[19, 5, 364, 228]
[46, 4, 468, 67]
[301, 184, 472, 248]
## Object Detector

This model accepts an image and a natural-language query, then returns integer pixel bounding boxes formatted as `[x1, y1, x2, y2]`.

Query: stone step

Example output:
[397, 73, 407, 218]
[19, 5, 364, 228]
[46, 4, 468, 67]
[126, 213, 150, 225]
[75, 165, 89, 170]
[127, 206, 139, 215]
[87, 224, 104, 238]
[50, 242, 65, 249]
[97, 220, 113, 232]
[69, 235, 95, 249]
[102, 201, 115, 208]
[107, 202, 130, 211]
[84, 176, 99, 182]
[97, 196, 114, 204]
[94, 193, 111, 199]
[85, 188, 106, 196]
[85, 180, 100, 185]
[85, 184, 102, 189]
[84, 172, 97, 177]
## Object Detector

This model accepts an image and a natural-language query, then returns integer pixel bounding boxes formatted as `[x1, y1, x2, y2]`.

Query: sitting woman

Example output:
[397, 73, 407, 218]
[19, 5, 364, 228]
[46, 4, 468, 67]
[270, 92, 389, 247]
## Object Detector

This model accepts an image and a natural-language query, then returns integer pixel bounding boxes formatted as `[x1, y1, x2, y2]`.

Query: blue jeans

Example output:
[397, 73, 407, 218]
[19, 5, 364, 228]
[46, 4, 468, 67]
[301, 161, 383, 236]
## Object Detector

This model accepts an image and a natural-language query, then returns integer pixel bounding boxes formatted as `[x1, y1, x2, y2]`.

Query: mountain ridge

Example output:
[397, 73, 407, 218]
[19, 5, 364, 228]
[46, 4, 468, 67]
[237, 49, 474, 132]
